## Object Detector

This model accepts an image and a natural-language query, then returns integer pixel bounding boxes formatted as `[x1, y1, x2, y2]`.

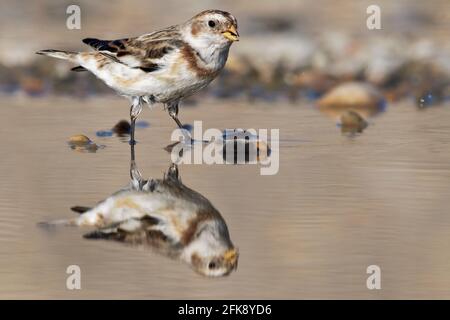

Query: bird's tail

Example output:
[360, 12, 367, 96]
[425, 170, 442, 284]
[36, 49, 78, 61]
[37, 218, 78, 229]
[37, 206, 92, 229]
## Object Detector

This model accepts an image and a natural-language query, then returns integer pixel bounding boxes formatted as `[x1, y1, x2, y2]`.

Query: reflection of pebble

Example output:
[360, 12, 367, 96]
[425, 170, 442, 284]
[68, 134, 100, 152]
[222, 129, 258, 141]
[70, 144, 99, 152]
[164, 132, 271, 165]
[135, 120, 150, 129]
[96, 130, 113, 137]
[222, 139, 270, 164]
[340, 110, 368, 135]
[221, 129, 271, 164]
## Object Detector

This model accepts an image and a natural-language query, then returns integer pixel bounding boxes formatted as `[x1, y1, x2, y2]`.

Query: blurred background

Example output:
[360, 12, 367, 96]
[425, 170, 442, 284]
[1, 0, 450, 299]
[1, 0, 449, 105]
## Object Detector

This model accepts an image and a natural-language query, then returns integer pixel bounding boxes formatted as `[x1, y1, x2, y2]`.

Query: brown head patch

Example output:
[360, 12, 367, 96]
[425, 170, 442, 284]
[191, 252, 203, 269]
[191, 21, 202, 36]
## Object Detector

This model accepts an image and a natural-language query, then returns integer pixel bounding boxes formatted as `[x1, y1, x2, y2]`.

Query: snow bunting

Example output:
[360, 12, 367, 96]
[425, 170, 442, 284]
[41, 145, 238, 277]
[36, 10, 239, 144]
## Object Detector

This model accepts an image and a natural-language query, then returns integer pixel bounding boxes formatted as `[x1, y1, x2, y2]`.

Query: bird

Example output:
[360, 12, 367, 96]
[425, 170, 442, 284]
[40, 144, 239, 277]
[36, 9, 239, 144]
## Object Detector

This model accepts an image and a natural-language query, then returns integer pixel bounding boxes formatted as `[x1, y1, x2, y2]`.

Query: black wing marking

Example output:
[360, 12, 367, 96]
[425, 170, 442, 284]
[82, 38, 128, 53]
[70, 66, 87, 72]
[82, 215, 166, 246]
[82, 35, 183, 72]
[70, 206, 91, 214]
[138, 64, 160, 73]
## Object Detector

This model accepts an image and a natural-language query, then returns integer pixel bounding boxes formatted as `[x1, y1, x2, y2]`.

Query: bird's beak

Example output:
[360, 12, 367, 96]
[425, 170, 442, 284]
[224, 248, 239, 271]
[222, 25, 239, 42]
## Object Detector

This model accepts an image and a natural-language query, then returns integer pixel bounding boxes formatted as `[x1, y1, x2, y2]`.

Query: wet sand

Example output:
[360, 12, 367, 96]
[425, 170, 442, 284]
[1, 96, 450, 298]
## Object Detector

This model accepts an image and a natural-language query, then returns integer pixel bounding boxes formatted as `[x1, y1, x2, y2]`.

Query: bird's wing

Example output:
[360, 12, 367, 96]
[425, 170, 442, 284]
[82, 215, 175, 250]
[89, 215, 160, 235]
[82, 26, 183, 71]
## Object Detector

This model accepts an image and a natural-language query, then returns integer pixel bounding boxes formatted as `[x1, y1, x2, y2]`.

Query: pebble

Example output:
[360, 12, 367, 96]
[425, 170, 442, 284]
[112, 120, 131, 135]
[317, 82, 386, 120]
[68, 134, 92, 144]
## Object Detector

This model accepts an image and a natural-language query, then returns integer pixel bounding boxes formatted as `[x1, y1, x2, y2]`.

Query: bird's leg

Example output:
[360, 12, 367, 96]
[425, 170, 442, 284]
[167, 163, 180, 181]
[130, 115, 136, 145]
[129, 136, 137, 179]
[167, 101, 192, 143]
[167, 101, 184, 129]
[130, 139, 136, 162]
[129, 140, 146, 190]
[129, 97, 143, 145]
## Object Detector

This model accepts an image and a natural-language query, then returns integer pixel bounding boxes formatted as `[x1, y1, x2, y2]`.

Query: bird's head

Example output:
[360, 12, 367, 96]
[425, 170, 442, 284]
[190, 247, 239, 277]
[184, 10, 239, 48]
[181, 220, 239, 277]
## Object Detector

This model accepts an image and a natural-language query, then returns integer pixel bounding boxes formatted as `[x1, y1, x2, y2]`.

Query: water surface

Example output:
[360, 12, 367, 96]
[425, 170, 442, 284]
[1, 97, 450, 298]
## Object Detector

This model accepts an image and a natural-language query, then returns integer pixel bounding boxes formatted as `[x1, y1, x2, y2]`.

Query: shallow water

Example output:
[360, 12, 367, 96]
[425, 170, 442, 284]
[1, 96, 450, 299]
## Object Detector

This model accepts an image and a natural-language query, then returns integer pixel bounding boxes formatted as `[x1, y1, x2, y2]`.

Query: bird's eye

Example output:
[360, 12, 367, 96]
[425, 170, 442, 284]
[208, 20, 216, 28]
[208, 262, 217, 269]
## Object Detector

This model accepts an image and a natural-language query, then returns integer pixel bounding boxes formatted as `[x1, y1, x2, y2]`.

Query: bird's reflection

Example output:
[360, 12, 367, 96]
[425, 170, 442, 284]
[48, 144, 238, 277]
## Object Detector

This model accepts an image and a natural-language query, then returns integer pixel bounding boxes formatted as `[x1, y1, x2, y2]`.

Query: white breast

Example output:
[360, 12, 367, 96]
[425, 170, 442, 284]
[78, 50, 216, 102]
